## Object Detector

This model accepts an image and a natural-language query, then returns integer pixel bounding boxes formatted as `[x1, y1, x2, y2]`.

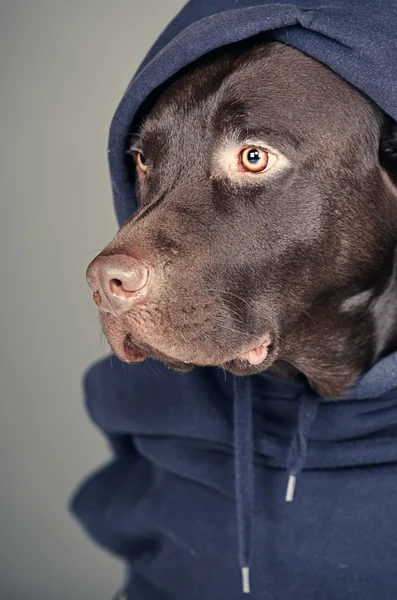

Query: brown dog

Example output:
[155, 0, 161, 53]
[87, 40, 397, 398]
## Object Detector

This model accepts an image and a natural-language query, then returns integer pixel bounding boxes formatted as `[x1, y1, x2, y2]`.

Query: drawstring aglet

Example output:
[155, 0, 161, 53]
[241, 566, 251, 593]
[285, 474, 297, 502]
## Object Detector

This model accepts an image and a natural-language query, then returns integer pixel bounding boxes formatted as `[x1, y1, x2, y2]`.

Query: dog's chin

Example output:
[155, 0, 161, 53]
[100, 311, 276, 373]
[111, 330, 277, 377]
[154, 342, 278, 376]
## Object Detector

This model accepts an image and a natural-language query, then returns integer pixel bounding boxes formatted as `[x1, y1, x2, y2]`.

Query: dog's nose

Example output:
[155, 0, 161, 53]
[86, 254, 150, 316]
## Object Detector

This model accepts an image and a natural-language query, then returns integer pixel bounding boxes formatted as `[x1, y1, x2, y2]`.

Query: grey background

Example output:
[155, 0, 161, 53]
[0, 1, 185, 598]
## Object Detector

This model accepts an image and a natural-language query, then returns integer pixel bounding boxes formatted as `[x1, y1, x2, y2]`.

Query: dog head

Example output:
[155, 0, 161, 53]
[87, 40, 397, 397]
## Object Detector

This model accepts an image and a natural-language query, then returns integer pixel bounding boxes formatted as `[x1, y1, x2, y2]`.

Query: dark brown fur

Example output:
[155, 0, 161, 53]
[89, 40, 397, 398]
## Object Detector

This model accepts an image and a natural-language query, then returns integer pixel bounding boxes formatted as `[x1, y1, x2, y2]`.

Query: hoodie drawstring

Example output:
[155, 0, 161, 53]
[285, 395, 319, 502]
[233, 374, 319, 594]
[233, 375, 254, 594]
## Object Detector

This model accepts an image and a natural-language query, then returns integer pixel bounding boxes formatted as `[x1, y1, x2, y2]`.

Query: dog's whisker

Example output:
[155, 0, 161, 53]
[217, 305, 260, 339]
[302, 309, 316, 326]
[209, 296, 256, 328]
[213, 321, 255, 341]
[175, 324, 189, 355]
[197, 329, 228, 363]
[100, 333, 107, 357]
[218, 305, 252, 330]
[206, 287, 256, 312]
[148, 353, 171, 378]
[146, 358, 161, 377]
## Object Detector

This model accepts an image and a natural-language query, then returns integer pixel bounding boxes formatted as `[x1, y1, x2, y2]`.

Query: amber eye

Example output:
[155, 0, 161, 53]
[240, 147, 269, 172]
[134, 152, 148, 173]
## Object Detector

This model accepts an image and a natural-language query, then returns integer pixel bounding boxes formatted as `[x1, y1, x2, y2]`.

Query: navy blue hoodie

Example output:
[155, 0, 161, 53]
[71, 1, 397, 598]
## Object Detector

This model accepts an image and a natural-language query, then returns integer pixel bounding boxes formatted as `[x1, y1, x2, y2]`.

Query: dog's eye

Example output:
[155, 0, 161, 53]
[239, 146, 275, 173]
[133, 152, 148, 174]
[214, 143, 284, 181]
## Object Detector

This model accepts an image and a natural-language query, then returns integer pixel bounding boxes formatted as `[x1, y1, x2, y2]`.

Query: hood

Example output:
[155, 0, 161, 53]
[108, 0, 397, 226]
[92, 0, 397, 594]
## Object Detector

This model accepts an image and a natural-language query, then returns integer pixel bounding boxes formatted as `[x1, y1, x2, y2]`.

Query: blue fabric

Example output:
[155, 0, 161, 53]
[71, 1, 397, 598]
[71, 355, 397, 599]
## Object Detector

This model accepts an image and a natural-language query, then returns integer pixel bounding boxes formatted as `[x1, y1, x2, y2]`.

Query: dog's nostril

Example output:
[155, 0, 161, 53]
[108, 265, 149, 295]
[109, 278, 130, 295]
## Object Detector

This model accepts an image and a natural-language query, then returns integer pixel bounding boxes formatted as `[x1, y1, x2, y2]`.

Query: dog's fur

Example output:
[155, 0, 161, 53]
[89, 40, 397, 398]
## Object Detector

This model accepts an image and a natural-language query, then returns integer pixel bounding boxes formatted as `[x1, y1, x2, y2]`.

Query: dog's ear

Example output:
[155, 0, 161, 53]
[380, 115, 397, 186]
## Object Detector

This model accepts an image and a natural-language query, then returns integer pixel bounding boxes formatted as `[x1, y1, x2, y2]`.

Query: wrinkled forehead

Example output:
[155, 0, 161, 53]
[137, 42, 375, 155]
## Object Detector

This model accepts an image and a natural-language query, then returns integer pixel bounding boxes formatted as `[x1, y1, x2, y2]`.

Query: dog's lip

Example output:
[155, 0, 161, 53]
[179, 333, 274, 366]
[116, 323, 274, 368]
[238, 332, 273, 365]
